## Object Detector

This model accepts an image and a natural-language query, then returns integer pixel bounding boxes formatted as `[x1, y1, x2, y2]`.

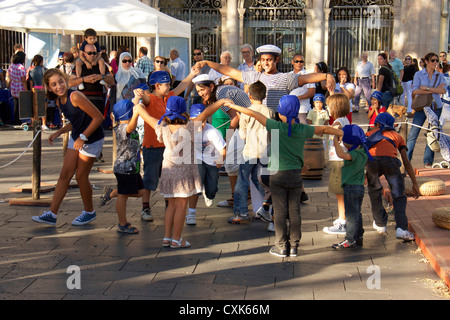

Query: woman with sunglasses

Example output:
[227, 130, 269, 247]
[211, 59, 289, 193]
[114, 52, 146, 104]
[406, 52, 447, 167]
[401, 55, 418, 116]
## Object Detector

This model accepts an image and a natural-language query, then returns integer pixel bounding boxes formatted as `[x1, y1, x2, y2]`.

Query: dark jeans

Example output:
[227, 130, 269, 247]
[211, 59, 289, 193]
[343, 185, 365, 242]
[406, 107, 442, 165]
[366, 156, 408, 230]
[270, 169, 303, 250]
[198, 161, 219, 199]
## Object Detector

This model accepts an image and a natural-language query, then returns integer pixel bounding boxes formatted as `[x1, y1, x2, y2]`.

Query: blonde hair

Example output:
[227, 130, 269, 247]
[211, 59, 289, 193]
[326, 93, 350, 119]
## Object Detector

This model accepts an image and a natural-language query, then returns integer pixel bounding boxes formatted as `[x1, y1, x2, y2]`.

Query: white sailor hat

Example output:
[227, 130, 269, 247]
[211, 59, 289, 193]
[256, 44, 282, 56]
[192, 74, 216, 85]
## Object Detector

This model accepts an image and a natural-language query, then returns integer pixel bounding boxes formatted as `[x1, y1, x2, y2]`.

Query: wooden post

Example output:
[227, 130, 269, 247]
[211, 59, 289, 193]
[31, 89, 41, 200]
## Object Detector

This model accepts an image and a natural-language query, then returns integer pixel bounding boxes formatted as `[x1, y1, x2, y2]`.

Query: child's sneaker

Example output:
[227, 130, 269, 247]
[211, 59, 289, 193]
[32, 211, 57, 225]
[255, 206, 272, 222]
[323, 219, 346, 235]
[99, 186, 113, 207]
[72, 210, 96, 226]
[395, 228, 415, 241]
[373, 221, 388, 235]
[186, 213, 196, 225]
[228, 214, 251, 224]
[269, 246, 287, 258]
[141, 207, 153, 221]
[332, 239, 357, 250]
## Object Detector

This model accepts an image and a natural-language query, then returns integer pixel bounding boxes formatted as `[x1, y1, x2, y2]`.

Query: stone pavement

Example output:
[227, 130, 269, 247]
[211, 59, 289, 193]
[0, 110, 448, 301]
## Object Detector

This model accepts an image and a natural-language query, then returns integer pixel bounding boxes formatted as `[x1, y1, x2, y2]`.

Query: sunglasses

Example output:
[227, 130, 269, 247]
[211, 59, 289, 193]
[293, 60, 304, 63]
[122, 59, 132, 63]
[405, 57, 411, 60]
[155, 60, 165, 64]
[430, 58, 439, 63]
[85, 52, 97, 56]
[193, 52, 203, 56]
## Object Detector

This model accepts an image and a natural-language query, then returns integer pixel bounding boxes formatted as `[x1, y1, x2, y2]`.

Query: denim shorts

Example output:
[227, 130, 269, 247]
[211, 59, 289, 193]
[68, 136, 104, 158]
[142, 147, 165, 191]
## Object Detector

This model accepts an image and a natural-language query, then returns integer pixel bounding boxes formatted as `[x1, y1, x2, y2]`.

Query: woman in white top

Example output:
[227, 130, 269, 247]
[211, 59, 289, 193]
[330, 66, 355, 124]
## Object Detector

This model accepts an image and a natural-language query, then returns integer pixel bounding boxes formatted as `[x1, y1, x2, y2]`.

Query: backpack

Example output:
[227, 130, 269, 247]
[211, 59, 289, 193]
[382, 66, 403, 97]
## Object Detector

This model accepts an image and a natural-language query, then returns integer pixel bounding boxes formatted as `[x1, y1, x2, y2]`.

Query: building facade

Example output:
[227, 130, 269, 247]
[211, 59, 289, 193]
[150, 0, 450, 74]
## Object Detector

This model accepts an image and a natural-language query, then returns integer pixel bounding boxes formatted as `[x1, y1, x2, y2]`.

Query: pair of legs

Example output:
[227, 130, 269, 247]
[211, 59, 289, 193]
[406, 107, 442, 166]
[165, 197, 190, 246]
[354, 78, 372, 110]
[50, 148, 96, 214]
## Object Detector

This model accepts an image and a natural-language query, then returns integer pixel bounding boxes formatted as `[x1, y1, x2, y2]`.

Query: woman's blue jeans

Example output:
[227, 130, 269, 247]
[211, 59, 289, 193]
[406, 107, 442, 165]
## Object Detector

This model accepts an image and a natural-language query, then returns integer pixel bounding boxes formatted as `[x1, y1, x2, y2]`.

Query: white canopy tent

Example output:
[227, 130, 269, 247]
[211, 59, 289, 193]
[0, 0, 191, 63]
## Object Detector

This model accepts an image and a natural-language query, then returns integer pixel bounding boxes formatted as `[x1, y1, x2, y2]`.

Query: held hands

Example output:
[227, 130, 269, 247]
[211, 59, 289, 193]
[326, 74, 336, 93]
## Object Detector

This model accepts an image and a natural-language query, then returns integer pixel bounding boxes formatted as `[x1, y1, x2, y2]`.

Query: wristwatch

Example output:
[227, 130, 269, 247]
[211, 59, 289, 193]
[79, 134, 88, 141]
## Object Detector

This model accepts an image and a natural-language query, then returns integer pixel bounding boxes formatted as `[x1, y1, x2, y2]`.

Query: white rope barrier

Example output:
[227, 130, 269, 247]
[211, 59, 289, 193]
[0, 130, 42, 169]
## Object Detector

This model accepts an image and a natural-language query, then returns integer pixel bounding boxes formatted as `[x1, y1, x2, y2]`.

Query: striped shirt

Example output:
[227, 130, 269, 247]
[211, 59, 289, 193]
[241, 71, 299, 112]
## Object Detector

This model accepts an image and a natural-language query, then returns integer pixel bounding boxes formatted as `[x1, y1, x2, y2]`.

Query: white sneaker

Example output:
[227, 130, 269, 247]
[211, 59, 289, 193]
[202, 190, 213, 207]
[267, 222, 275, 232]
[41, 125, 49, 130]
[141, 207, 153, 221]
[78, 82, 85, 90]
[255, 206, 272, 222]
[186, 213, 196, 225]
[373, 221, 387, 235]
[323, 219, 346, 235]
[396, 228, 415, 241]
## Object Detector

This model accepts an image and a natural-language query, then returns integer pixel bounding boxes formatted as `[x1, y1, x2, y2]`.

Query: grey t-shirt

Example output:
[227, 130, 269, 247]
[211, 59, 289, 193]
[113, 124, 141, 175]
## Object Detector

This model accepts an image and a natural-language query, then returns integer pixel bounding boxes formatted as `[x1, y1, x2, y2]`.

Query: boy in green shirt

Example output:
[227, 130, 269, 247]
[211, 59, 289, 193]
[332, 124, 371, 250]
[226, 95, 343, 257]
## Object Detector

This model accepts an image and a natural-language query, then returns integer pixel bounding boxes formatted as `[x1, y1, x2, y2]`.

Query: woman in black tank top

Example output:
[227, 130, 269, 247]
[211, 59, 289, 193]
[31, 68, 104, 226]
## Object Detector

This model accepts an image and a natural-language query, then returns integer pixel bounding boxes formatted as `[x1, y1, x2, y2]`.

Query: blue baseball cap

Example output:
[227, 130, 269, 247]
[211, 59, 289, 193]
[149, 71, 171, 86]
[113, 99, 134, 121]
[313, 93, 326, 103]
[371, 91, 383, 102]
[190, 104, 206, 119]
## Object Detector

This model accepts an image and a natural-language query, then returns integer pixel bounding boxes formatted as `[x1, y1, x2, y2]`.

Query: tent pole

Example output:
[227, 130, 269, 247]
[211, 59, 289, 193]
[155, 17, 160, 57]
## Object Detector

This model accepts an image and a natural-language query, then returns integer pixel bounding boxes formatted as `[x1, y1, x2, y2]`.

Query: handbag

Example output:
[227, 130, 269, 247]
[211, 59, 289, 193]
[411, 76, 438, 112]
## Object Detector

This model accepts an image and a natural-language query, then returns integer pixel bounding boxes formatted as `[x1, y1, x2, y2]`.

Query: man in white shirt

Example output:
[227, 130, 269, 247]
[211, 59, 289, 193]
[237, 44, 255, 89]
[209, 51, 232, 84]
[288, 54, 315, 123]
[354, 52, 376, 111]
[170, 49, 186, 96]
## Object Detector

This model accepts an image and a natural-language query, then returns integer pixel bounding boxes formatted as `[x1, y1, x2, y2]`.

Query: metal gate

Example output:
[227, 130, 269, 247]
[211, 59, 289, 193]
[161, 7, 222, 63]
[328, 5, 394, 75]
[244, 3, 306, 73]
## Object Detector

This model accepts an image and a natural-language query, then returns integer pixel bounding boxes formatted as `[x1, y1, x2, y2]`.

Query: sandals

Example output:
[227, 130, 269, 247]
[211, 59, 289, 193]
[117, 223, 139, 234]
[170, 237, 191, 249]
[163, 237, 172, 247]
[100, 186, 113, 207]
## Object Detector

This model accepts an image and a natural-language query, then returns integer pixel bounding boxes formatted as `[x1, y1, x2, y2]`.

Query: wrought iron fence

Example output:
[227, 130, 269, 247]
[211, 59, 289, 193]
[328, 5, 394, 75]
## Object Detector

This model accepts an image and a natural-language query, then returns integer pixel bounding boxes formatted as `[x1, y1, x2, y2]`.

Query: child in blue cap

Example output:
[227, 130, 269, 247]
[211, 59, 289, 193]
[225, 95, 343, 257]
[331, 124, 371, 249]
[365, 112, 419, 241]
[100, 99, 144, 234]
[367, 90, 386, 131]
[307, 93, 330, 138]
[135, 95, 232, 248]
[186, 103, 226, 225]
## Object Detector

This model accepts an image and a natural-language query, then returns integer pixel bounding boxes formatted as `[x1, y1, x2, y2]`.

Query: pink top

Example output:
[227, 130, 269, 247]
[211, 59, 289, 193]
[7, 64, 26, 98]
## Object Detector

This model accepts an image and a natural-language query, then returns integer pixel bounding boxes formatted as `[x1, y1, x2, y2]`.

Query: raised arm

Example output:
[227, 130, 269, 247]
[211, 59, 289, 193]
[172, 65, 201, 96]
[195, 61, 244, 83]
[195, 99, 232, 123]
[134, 103, 158, 129]
[226, 103, 268, 127]
[298, 73, 335, 92]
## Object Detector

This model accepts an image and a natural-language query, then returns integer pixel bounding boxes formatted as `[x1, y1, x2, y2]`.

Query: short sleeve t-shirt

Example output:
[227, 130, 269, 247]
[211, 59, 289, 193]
[341, 149, 368, 187]
[241, 71, 299, 112]
[265, 118, 315, 172]
[113, 124, 141, 175]
[379, 66, 392, 93]
[142, 91, 175, 148]
[366, 128, 406, 158]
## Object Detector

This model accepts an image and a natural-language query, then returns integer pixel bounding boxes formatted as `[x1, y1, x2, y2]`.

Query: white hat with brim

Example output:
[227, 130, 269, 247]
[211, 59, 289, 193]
[192, 74, 215, 85]
[256, 44, 282, 56]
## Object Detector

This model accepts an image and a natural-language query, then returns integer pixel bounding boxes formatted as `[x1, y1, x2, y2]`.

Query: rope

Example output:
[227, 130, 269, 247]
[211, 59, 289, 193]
[0, 130, 42, 169]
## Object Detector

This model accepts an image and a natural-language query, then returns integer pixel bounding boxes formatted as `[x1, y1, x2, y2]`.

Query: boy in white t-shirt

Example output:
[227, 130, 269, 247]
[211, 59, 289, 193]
[187, 104, 226, 225]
